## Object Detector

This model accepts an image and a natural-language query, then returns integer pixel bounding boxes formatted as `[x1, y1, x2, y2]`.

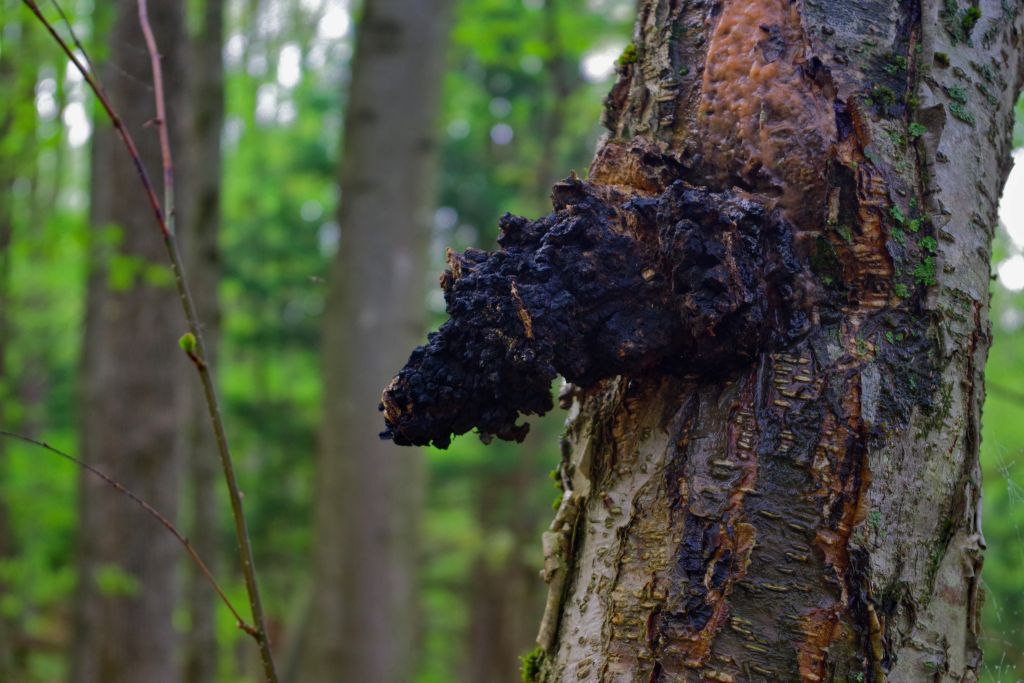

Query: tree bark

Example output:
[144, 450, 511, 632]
[71, 2, 186, 681]
[533, 1, 1024, 680]
[296, 0, 454, 681]
[381, 0, 1024, 680]
[180, 1, 225, 682]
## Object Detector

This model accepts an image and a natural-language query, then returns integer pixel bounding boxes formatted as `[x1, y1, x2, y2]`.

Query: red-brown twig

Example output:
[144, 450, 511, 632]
[0, 430, 257, 638]
[22, 2, 280, 681]
[137, 0, 174, 217]
[21, 0, 168, 237]
[135, 1, 278, 679]
[46, 0, 100, 81]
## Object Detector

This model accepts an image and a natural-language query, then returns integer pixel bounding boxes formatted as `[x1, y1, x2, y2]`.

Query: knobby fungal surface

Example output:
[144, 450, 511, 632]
[695, 0, 836, 222]
[380, 176, 813, 448]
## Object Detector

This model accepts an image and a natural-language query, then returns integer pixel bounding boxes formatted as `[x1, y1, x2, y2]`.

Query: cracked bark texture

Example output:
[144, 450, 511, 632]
[385, 0, 1024, 680]
[530, 1, 1024, 681]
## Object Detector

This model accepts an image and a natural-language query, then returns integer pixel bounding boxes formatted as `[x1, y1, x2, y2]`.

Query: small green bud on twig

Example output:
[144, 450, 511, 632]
[179, 332, 197, 354]
[178, 332, 205, 368]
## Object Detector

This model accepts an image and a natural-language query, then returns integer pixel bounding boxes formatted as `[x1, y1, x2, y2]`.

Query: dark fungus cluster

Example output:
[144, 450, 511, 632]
[380, 177, 811, 448]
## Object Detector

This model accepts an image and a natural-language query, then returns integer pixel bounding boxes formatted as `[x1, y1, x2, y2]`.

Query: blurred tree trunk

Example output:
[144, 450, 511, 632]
[465, 514, 533, 683]
[534, 0, 573, 207]
[296, 0, 454, 681]
[180, 1, 225, 682]
[71, 2, 186, 682]
[530, 2, 1024, 681]
[463, 438, 548, 683]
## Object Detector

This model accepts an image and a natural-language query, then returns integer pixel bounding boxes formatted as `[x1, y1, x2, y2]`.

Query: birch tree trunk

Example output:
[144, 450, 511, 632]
[531, 1, 1024, 680]
[379, 0, 1024, 680]
[72, 2, 186, 681]
[296, 0, 454, 680]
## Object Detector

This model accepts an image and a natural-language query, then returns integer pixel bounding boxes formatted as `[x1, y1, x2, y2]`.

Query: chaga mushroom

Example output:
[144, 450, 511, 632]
[380, 176, 811, 448]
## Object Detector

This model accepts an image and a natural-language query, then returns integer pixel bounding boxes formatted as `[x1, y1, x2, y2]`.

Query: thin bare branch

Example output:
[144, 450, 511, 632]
[22, 2, 281, 680]
[0, 430, 257, 637]
[136, 0, 174, 219]
[46, 0, 100, 88]
[20, 0, 169, 237]
[135, 1, 278, 679]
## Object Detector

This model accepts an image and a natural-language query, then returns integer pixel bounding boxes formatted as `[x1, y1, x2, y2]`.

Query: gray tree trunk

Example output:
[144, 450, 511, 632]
[295, 0, 454, 681]
[71, 2, 186, 681]
[528, 1, 1024, 680]
[180, 1, 225, 682]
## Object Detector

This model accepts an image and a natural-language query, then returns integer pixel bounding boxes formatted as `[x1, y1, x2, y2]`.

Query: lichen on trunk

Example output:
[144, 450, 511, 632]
[383, 0, 1024, 680]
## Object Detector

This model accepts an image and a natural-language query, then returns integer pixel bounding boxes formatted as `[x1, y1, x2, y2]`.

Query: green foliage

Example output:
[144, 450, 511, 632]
[908, 122, 927, 138]
[941, 0, 984, 43]
[977, 224, 1024, 678]
[869, 85, 897, 108]
[178, 332, 197, 355]
[883, 54, 908, 76]
[95, 564, 142, 598]
[520, 646, 544, 682]
[616, 42, 638, 66]
[868, 510, 882, 532]
[890, 205, 906, 224]
[106, 252, 174, 291]
[913, 256, 937, 286]
[1014, 96, 1024, 147]
[948, 85, 970, 103]
[0, 9, 87, 667]
[961, 6, 982, 34]
[950, 101, 976, 125]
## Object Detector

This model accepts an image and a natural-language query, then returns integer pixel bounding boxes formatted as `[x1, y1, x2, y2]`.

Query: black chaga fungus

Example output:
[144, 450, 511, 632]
[380, 176, 812, 448]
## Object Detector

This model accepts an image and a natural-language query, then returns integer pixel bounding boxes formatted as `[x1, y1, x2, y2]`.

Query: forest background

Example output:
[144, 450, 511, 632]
[0, 0, 1022, 681]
